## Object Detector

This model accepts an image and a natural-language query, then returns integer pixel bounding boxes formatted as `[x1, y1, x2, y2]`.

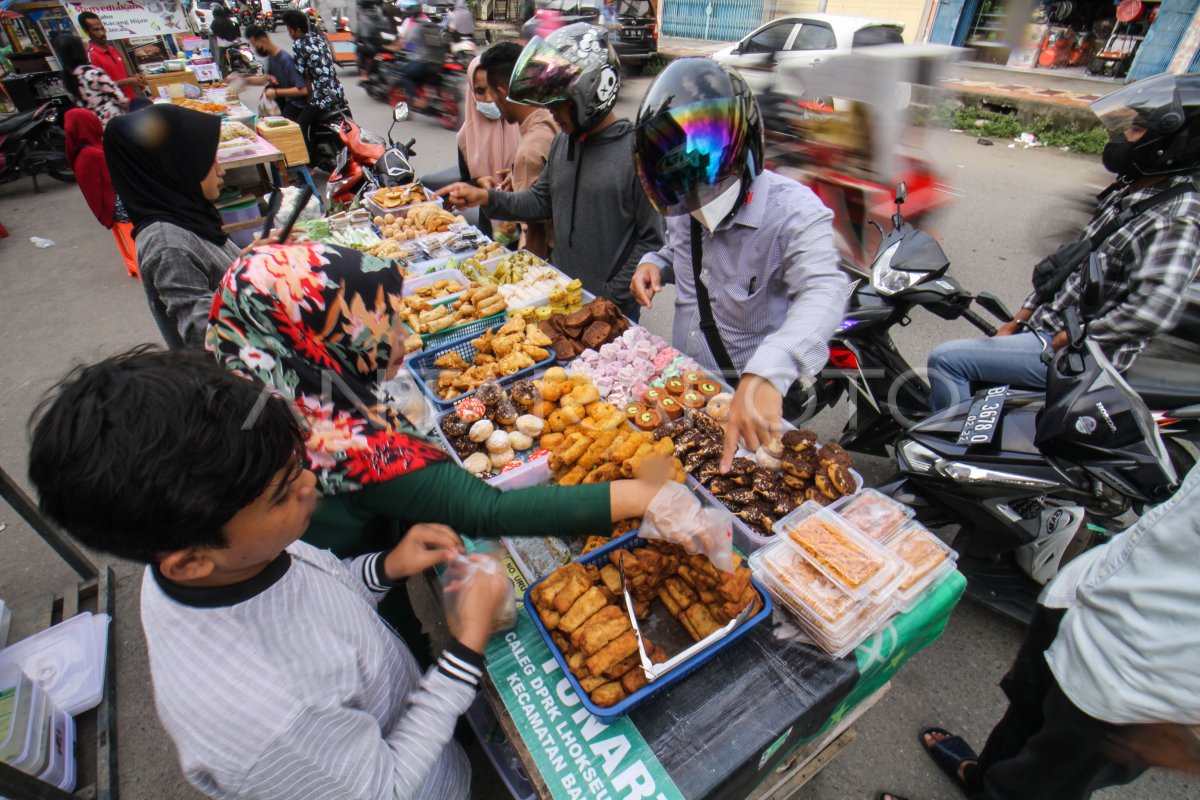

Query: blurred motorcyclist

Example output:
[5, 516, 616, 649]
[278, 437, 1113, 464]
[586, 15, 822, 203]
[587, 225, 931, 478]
[399, 8, 449, 107]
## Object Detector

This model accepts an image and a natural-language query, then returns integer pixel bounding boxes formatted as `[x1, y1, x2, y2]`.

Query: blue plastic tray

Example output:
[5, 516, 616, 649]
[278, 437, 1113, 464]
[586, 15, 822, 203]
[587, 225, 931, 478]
[408, 334, 554, 410]
[522, 530, 773, 723]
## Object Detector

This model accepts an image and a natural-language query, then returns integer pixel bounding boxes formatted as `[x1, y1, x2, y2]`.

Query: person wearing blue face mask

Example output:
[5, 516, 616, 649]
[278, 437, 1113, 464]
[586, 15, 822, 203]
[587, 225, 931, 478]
[455, 56, 521, 241]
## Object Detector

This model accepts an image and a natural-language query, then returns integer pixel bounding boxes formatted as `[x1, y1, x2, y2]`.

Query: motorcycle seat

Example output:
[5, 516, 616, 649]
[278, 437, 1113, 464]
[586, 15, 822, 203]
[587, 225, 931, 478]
[0, 110, 39, 136]
[1123, 356, 1200, 409]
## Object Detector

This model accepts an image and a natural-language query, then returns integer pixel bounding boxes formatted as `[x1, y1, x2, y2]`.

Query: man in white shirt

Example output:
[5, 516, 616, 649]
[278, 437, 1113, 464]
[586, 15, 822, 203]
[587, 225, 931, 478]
[880, 462, 1200, 800]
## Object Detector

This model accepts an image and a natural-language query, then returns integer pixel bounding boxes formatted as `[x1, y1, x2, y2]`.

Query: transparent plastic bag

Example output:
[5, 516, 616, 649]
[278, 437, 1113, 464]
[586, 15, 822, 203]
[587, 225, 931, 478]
[439, 542, 517, 635]
[378, 371, 437, 435]
[640, 481, 734, 572]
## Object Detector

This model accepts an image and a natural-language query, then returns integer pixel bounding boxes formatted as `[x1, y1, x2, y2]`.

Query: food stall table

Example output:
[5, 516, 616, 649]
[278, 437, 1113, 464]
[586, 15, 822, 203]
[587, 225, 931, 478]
[216, 136, 291, 237]
[483, 549, 965, 800]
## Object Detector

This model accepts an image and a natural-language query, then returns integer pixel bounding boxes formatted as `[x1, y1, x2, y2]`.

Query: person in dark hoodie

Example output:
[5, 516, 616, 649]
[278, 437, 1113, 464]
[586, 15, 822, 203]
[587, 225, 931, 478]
[436, 23, 663, 320]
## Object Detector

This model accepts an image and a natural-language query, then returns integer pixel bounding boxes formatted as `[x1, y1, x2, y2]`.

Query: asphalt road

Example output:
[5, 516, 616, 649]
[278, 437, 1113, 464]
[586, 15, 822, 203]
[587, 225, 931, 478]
[0, 44, 1192, 799]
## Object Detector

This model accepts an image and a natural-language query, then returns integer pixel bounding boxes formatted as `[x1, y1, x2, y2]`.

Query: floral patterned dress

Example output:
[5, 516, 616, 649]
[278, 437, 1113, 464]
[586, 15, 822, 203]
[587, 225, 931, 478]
[73, 65, 128, 127]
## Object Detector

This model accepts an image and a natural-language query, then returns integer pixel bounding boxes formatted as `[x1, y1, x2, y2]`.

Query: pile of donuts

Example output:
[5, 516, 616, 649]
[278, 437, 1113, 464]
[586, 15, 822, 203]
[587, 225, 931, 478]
[437, 368, 605, 478]
[622, 369, 734, 434]
[646, 407, 858, 536]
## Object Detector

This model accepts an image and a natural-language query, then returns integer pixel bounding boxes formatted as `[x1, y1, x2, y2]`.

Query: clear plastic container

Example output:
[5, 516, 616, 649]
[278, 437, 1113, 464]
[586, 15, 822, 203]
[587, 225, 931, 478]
[772, 503, 908, 601]
[0, 612, 109, 716]
[36, 708, 75, 792]
[0, 664, 53, 776]
[884, 521, 959, 609]
[401, 268, 470, 305]
[0, 599, 10, 647]
[831, 489, 915, 542]
[749, 542, 896, 659]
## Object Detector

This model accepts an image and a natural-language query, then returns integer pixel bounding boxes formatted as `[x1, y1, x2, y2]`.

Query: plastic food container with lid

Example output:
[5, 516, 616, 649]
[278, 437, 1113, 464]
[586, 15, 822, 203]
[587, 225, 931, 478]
[884, 521, 959, 609]
[771, 502, 910, 601]
[749, 540, 897, 659]
[831, 489, 915, 542]
[36, 708, 76, 792]
[0, 664, 54, 777]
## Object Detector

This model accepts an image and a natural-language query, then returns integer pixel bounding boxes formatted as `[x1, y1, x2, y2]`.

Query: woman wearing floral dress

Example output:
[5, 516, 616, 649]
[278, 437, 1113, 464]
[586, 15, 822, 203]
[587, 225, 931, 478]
[206, 242, 664, 661]
[55, 34, 127, 127]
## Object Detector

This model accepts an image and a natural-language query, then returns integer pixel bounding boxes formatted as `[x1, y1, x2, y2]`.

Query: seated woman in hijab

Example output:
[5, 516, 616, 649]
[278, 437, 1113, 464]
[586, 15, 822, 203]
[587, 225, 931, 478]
[105, 104, 243, 348]
[208, 241, 663, 554]
[64, 108, 138, 278]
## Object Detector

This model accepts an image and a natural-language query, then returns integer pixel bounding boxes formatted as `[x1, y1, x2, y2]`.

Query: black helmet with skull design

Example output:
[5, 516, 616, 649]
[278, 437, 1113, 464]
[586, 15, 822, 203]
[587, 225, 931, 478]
[507, 22, 621, 135]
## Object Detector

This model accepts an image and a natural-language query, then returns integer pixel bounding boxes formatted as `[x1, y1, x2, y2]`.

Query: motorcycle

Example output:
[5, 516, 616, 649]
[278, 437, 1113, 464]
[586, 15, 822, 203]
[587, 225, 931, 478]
[0, 100, 74, 192]
[447, 29, 476, 66]
[803, 183, 1196, 623]
[374, 51, 463, 130]
[221, 39, 263, 77]
[326, 103, 417, 208]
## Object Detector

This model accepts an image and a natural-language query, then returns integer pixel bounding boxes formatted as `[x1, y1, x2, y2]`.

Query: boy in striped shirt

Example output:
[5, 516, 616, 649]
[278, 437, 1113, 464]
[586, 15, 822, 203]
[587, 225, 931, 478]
[28, 348, 510, 800]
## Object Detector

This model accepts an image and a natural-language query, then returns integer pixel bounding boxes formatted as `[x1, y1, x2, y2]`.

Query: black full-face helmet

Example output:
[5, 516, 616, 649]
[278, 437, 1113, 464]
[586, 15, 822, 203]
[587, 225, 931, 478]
[1092, 72, 1200, 179]
[507, 23, 620, 135]
[632, 57, 764, 218]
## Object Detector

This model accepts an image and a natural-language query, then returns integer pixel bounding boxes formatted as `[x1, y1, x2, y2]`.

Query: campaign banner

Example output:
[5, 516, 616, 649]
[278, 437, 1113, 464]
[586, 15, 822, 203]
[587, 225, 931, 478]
[486, 611, 685, 800]
[66, 0, 189, 38]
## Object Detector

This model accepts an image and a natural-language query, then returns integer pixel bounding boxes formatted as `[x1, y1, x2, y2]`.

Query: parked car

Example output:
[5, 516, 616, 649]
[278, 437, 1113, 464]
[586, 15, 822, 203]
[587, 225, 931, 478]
[186, 0, 226, 35]
[711, 13, 903, 94]
[422, 0, 456, 22]
[520, 0, 657, 66]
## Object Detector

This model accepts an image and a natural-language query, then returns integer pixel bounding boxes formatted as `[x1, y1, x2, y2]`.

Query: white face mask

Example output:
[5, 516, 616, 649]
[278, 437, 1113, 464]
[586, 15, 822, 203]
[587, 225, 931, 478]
[475, 100, 501, 121]
[689, 181, 742, 231]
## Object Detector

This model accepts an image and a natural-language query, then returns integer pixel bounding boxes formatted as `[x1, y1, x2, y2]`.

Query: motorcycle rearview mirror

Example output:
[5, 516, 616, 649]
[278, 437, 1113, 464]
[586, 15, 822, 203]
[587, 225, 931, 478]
[1081, 253, 1105, 319]
[393, 103, 409, 122]
[975, 291, 1014, 323]
[892, 181, 907, 231]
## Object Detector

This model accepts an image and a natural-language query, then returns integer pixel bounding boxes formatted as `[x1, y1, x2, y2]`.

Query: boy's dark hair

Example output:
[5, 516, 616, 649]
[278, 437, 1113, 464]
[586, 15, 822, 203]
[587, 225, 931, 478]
[28, 347, 306, 564]
[77, 11, 101, 30]
[480, 41, 522, 89]
[282, 9, 309, 32]
[245, 25, 268, 40]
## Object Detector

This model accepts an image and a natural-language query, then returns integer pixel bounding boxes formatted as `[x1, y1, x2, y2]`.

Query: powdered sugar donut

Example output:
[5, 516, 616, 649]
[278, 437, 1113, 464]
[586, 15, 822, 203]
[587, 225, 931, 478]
[489, 448, 515, 468]
[509, 431, 533, 451]
[468, 419, 495, 443]
[485, 430, 511, 454]
[515, 414, 545, 437]
[463, 452, 491, 475]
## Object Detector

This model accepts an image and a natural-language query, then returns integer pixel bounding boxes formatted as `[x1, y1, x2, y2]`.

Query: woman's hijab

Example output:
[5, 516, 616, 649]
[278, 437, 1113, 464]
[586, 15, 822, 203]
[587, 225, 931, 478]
[207, 242, 447, 495]
[64, 109, 115, 228]
[457, 56, 520, 182]
[104, 104, 228, 245]
[451, 0, 474, 35]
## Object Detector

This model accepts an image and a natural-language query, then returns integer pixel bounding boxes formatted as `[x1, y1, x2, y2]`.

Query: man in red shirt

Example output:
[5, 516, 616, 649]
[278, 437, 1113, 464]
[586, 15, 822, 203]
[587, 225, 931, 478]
[77, 12, 146, 104]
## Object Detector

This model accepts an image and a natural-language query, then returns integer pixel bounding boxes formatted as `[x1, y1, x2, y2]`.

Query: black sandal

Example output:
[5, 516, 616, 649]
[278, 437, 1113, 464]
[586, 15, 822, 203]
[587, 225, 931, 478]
[920, 727, 978, 796]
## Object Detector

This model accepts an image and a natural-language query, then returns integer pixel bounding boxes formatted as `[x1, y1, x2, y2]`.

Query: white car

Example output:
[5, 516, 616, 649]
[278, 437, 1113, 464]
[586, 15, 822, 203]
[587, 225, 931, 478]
[711, 13, 904, 94]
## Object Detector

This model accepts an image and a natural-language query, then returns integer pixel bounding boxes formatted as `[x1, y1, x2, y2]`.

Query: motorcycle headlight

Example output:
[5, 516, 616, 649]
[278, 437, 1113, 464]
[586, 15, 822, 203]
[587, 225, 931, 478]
[934, 461, 1060, 489]
[871, 241, 922, 296]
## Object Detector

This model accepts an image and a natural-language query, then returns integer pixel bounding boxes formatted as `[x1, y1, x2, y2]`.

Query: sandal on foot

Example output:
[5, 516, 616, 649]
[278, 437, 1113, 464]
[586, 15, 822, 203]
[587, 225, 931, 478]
[877, 793, 911, 800]
[920, 727, 978, 795]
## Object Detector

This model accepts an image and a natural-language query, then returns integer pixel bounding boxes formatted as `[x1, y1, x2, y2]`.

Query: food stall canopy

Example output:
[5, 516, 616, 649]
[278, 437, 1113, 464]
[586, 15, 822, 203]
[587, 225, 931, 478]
[63, 0, 190, 38]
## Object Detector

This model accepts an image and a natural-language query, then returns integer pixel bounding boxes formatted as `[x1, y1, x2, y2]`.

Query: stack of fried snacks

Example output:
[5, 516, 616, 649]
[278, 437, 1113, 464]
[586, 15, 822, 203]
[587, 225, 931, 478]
[429, 315, 550, 399]
[530, 540, 758, 708]
[397, 284, 509, 341]
[545, 410, 686, 487]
